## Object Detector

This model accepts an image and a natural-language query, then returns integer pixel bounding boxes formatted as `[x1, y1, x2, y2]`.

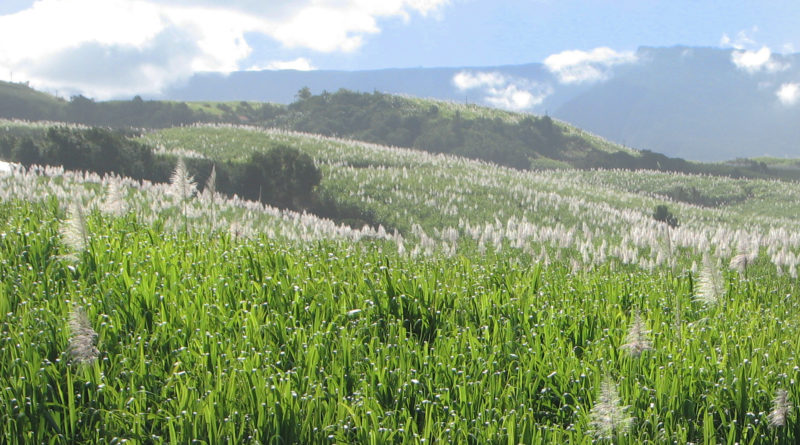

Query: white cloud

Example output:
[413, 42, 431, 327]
[731, 46, 788, 73]
[250, 58, 317, 71]
[267, 0, 448, 52]
[720, 27, 758, 50]
[0, 0, 450, 98]
[453, 71, 551, 111]
[484, 84, 545, 110]
[453, 71, 506, 90]
[543, 47, 637, 84]
[776, 83, 800, 106]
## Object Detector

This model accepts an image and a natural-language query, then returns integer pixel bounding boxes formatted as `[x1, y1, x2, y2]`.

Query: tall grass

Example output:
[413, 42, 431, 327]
[3, 121, 800, 443]
[1, 198, 799, 443]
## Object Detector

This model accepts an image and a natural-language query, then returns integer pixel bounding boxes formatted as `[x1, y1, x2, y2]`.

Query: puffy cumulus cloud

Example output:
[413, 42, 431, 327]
[249, 58, 317, 72]
[268, 0, 449, 52]
[776, 83, 800, 106]
[731, 47, 788, 74]
[453, 71, 552, 111]
[721, 27, 790, 74]
[544, 47, 636, 84]
[0, 0, 449, 98]
[0, 0, 259, 98]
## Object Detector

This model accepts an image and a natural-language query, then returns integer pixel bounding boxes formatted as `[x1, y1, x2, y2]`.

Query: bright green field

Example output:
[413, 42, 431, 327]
[2, 122, 800, 443]
[2, 198, 800, 444]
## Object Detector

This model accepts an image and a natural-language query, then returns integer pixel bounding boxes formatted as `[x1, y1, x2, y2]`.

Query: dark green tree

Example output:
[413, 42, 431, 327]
[12, 137, 41, 166]
[238, 145, 321, 210]
[296, 87, 312, 101]
[653, 204, 679, 227]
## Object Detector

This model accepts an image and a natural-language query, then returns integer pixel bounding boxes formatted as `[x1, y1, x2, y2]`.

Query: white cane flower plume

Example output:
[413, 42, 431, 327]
[103, 180, 128, 217]
[60, 201, 89, 259]
[695, 255, 724, 305]
[169, 158, 197, 201]
[588, 375, 633, 440]
[203, 164, 216, 201]
[729, 251, 756, 276]
[203, 164, 218, 229]
[170, 158, 197, 233]
[67, 306, 99, 365]
[621, 310, 653, 357]
[769, 388, 792, 427]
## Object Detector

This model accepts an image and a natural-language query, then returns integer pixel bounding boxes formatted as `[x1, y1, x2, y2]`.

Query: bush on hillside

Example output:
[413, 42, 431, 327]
[235, 145, 321, 209]
[653, 205, 679, 227]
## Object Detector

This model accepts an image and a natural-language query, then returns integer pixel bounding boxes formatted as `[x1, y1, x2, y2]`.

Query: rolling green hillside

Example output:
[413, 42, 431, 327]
[0, 80, 66, 121]
[140, 124, 800, 236]
[5, 81, 797, 180]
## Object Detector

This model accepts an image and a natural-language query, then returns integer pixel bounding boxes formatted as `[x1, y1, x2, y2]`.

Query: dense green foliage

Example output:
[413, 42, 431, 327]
[0, 81, 67, 121]
[66, 95, 198, 128]
[237, 147, 321, 208]
[1, 126, 165, 179]
[2, 198, 800, 444]
[283, 90, 566, 169]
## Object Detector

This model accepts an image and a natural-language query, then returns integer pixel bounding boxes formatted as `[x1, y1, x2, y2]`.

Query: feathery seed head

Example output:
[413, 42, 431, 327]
[204, 164, 216, 198]
[103, 180, 128, 216]
[60, 201, 89, 258]
[730, 250, 757, 275]
[588, 376, 633, 440]
[769, 388, 792, 427]
[68, 306, 99, 365]
[621, 310, 653, 357]
[695, 255, 724, 305]
[169, 158, 197, 201]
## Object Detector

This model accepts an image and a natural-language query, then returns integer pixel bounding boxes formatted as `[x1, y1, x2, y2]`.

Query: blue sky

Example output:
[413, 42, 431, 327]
[1, 0, 799, 98]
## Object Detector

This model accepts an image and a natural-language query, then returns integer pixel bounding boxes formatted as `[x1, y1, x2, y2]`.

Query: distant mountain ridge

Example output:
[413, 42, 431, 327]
[161, 64, 564, 106]
[158, 46, 800, 161]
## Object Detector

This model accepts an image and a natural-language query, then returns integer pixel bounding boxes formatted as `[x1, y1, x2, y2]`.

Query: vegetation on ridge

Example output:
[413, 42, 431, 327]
[4, 81, 799, 180]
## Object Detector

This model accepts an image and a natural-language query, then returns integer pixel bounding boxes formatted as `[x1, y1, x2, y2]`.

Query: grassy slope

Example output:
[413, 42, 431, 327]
[392, 96, 637, 155]
[141, 125, 800, 233]
[0, 80, 65, 120]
